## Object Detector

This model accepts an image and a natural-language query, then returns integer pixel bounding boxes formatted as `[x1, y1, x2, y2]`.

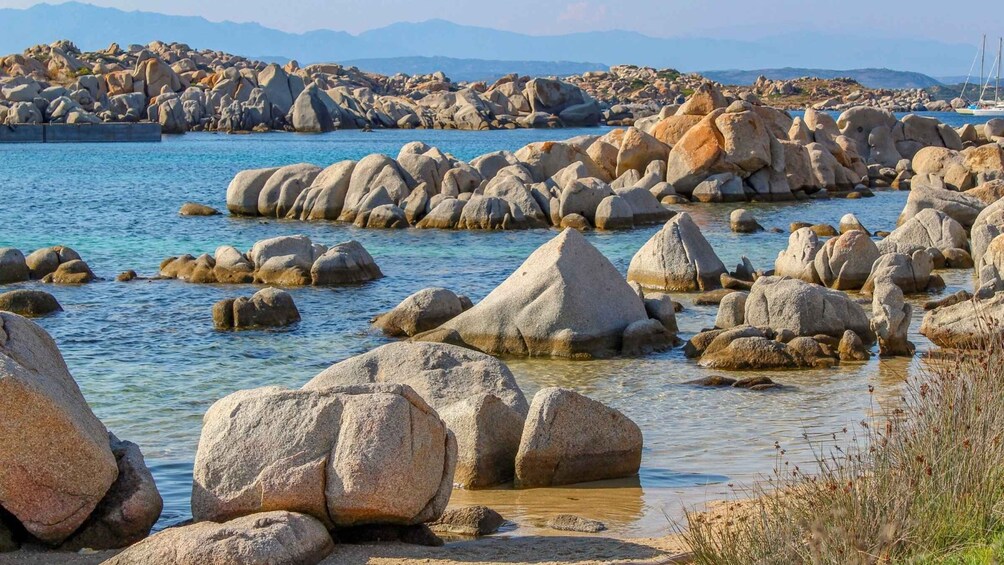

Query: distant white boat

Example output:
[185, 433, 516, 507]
[958, 35, 1004, 116]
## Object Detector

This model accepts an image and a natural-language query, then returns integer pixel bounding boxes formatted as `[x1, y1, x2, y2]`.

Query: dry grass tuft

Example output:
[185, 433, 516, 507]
[684, 334, 1004, 564]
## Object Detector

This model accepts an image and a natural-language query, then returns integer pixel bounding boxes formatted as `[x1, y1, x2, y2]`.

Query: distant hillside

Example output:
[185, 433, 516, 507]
[0, 2, 979, 76]
[703, 68, 943, 89]
[341, 56, 605, 82]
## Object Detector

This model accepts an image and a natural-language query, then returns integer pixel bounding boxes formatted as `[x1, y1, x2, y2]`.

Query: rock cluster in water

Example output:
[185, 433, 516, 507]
[222, 87, 1003, 235]
[0, 245, 94, 284]
[0, 39, 602, 132]
[1, 311, 643, 560]
[159, 235, 382, 286]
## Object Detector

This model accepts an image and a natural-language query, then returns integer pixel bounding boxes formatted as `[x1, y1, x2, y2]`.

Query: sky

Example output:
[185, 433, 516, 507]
[0, 0, 999, 43]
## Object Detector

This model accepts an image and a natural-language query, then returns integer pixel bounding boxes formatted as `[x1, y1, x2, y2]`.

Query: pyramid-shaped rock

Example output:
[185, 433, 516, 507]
[627, 212, 726, 291]
[416, 229, 648, 358]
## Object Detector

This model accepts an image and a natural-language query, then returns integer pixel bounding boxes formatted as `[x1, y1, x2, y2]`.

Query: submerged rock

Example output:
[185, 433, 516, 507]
[212, 287, 301, 330]
[546, 514, 606, 533]
[430, 506, 505, 537]
[0, 289, 62, 317]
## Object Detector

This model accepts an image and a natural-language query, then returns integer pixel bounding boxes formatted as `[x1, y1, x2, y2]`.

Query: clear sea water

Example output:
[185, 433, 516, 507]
[0, 115, 987, 537]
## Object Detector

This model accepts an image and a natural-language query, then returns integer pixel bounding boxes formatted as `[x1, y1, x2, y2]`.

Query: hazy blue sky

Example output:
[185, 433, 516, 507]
[0, 0, 999, 43]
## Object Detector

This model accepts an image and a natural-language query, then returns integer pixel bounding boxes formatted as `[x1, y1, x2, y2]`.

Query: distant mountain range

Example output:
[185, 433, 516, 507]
[702, 68, 944, 90]
[341, 57, 606, 82]
[0, 2, 979, 78]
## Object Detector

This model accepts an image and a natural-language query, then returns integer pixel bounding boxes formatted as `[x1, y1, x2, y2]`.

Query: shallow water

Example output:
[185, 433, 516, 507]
[0, 125, 977, 538]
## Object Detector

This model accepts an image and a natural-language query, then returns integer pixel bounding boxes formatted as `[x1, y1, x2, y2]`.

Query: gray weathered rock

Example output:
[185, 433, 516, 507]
[744, 276, 872, 340]
[373, 287, 467, 337]
[192, 383, 456, 527]
[416, 229, 648, 358]
[515, 388, 641, 488]
[213, 287, 301, 330]
[627, 213, 726, 291]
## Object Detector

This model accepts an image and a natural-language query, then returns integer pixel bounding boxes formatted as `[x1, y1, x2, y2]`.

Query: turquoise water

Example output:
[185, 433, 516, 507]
[0, 126, 972, 537]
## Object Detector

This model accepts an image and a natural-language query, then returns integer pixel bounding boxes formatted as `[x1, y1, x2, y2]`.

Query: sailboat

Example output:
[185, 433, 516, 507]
[964, 36, 1004, 116]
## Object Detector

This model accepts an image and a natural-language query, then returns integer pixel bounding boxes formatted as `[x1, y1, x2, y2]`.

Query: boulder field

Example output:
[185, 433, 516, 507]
[1, 40, 601, 133]
[219, 87, 1001, 233]
[2, 310, 644, 560]
[159, 235, 382, 286]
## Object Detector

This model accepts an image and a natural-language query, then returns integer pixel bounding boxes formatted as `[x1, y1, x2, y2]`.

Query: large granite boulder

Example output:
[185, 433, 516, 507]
[415, 229, 650, 358]
[0, 248, 29, 284]
[627, 213, 727, 291]
[921, 292, 1004, 348]
[862, 251, 934, 295]
[104, 511, 334, 565]
[192, 383, 456, 527]
[897, 183, 985, 229]
[225, 167, 281, 216]
[310, 241, 383, 285]
[744, 276, 872, 340]
[288, 161, 357, 221]
[0, 312, 119, 544]
[879, 209, 967, 255]
[257, 163, 322, 218]
[774, 228, 821, 284]
[813, 230, 880, 290]
[304, 342, 527, 488]
[514, 388, 641, 488]
[60, 434, 163, 550]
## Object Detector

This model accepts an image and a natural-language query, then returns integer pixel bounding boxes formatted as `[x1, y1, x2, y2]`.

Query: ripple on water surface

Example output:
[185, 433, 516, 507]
[0, 128, 974, 537]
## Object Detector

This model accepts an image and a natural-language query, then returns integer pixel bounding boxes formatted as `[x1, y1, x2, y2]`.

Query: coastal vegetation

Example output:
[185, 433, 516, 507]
[685, 336, 1004, 563]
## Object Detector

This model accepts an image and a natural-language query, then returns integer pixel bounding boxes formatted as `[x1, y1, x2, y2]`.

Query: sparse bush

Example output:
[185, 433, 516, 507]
[684, 335, 1004, 564]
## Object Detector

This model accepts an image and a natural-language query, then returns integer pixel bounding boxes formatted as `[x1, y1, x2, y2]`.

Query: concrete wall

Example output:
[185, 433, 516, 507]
[0, 123, 162, 143]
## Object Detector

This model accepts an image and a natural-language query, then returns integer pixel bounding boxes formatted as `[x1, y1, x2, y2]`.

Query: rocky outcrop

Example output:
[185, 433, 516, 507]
[192, 383, 456, 527]
[921, 292, 1004, 349]
[303, 342, 527, 488]
[415, 229, 662, 358]
[0, 289, 62, 317]
[514, 388, 641, 488]
[627, 213, 727, 291]
[212, 287, 301, 330]
[774, 228, 822, 284]
[160, 236, 382, 286]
